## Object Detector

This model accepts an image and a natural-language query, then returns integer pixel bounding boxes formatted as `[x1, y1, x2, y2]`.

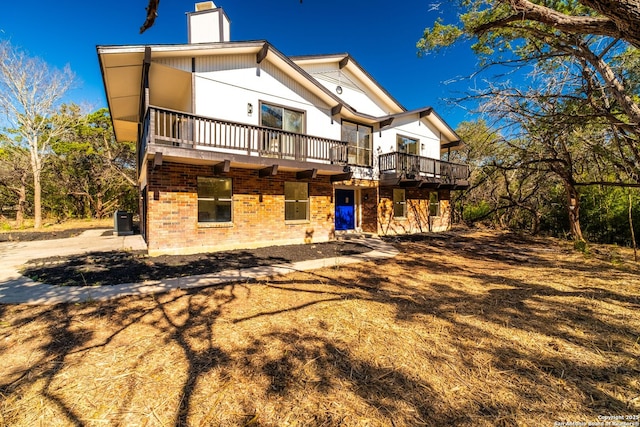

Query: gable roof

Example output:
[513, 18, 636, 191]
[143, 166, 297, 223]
[97, 41, 461, 148]
[291, 53, 406, 114]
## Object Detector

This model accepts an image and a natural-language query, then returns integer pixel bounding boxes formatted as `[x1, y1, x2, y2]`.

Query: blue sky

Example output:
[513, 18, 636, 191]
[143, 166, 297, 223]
[1, 0, 480, 128]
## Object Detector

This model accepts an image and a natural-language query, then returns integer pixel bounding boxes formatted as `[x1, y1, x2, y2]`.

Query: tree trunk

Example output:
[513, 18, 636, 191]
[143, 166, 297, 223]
[29, 139, 43, 229]
[530, 209, 541, 235]
[579, 0, 640, 48]
[495, 0, 640, 49]
[576, 42, 640, 128]
[15, 172, 27, 228]
[95, 192, 104, 219]
[33, 168, 42, 229]
[565, 183, 585, 241]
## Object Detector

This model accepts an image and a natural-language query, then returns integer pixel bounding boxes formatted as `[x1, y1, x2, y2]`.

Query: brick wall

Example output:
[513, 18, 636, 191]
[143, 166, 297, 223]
[145, 161, 335, 255]
[144, 161, 455, 254]
[377, 187, 452, 235]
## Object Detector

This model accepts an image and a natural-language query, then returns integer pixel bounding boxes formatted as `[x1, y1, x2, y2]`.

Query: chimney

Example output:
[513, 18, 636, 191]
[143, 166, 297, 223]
[188, 2, 230, 43]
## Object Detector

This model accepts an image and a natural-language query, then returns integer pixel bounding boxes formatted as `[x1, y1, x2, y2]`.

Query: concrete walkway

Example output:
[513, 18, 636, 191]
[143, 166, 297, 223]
[0, 230, 398, 305]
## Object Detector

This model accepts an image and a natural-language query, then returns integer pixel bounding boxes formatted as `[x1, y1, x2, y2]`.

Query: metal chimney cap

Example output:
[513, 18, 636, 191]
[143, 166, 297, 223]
[195, 1, 216, 11]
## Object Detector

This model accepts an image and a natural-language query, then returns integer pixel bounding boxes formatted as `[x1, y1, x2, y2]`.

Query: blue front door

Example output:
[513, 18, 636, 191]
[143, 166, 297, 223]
[335, 189, 355, 231]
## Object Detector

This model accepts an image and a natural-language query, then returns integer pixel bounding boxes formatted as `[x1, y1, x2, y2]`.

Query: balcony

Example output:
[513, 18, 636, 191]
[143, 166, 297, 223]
[139, 107, 353, 178]
[379, 152, 469, 189]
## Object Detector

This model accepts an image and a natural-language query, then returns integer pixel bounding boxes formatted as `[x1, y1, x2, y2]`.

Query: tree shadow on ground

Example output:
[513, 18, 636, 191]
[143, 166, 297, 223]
[1, 231, 639, 425]
[20, 240, 370, 286]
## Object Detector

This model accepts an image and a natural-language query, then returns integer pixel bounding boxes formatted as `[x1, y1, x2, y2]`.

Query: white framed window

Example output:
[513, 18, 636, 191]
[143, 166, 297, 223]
[197, 177, 232, 223]
[285, 182, 309, 221]
[393, 189, 406, 218]
[397, 134, 419, 155]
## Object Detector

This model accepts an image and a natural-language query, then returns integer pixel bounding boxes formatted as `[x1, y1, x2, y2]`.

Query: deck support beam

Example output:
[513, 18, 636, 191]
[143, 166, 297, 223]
[153, 152, 163, 169]
[297, 168, 317, 180]
[330, 172, 353, 182]
[214, 159, 231, 175]
[259, 164, 278, 177]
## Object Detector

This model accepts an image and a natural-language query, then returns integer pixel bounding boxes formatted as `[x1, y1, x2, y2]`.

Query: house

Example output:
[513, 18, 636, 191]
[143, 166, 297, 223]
[97, 1, 469, 255]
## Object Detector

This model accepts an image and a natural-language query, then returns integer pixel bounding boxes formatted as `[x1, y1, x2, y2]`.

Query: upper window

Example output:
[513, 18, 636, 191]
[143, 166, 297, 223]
[393, 189, 406, 218]
[284, 182, 309, 221]
[397, 135, 419, 155]
[342, 121, 372, 167]
[261, 103, 304, 133]
[261, 103, 305, 158]
[197, 177, 232, 223]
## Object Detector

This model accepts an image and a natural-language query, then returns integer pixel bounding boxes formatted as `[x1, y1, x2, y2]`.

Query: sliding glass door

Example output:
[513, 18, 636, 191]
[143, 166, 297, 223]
[341, 121, 372, 167]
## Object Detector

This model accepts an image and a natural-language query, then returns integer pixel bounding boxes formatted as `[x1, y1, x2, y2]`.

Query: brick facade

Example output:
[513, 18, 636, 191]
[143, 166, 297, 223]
[145, 161, 336, 255]
[377, 187, 451, 235]
[143, 162, 453, 254]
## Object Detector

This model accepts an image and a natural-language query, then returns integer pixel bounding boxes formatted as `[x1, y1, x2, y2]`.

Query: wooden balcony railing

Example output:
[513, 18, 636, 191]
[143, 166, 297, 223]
[379, 152, 469, 185]
[140, 107, 352, 167]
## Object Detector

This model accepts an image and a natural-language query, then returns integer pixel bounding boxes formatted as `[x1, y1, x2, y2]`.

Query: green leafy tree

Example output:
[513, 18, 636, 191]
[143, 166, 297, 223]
[420, 1, 640, 243]
[418, 0, 640, 183]
[49, 107, 136, 220]
[0, 133, 30, 226]
[454, 120, 555, 234]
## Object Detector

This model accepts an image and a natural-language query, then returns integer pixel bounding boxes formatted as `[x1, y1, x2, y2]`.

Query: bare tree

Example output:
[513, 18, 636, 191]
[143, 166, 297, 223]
[0, 40, 75, 228]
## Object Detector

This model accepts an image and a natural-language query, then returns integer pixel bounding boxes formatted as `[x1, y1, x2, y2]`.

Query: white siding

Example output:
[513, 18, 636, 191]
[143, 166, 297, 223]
[378, 117, 442, 160]
[152, 53, 445, 171]
[193, 55, 342, 141]
[300, 65, 392, 117]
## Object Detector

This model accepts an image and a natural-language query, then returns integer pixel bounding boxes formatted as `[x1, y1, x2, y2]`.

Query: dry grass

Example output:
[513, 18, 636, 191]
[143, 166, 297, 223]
[0, 217, 113, 232]
[0, 218, 115, 242]
[1, 230, 639, 426]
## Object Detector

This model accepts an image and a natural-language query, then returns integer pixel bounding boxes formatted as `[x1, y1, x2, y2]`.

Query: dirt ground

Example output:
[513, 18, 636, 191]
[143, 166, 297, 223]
[1, 229, 639, 426]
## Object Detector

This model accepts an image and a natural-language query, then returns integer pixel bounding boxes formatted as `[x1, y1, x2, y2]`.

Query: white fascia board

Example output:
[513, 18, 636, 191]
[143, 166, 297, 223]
[98, 41, 266, 59]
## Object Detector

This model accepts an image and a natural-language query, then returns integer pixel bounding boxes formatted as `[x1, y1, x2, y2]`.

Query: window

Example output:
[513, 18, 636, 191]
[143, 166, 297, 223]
[342, 121, 372, 166]
[429, 192, 440, 217]
[261, 103, 304, 133]
[393, 189, 406, 218]
[197, 177, 232, 223]
[285, 182, 309, 221]
[261, 103, 305, 158]
[397, 134, 419, 155]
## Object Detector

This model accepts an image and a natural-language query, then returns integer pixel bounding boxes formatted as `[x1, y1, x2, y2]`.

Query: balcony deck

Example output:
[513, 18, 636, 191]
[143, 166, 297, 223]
[379, 152, 469, 189]
[139, 107, 469, 188]
[140, 107, 352, 179]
